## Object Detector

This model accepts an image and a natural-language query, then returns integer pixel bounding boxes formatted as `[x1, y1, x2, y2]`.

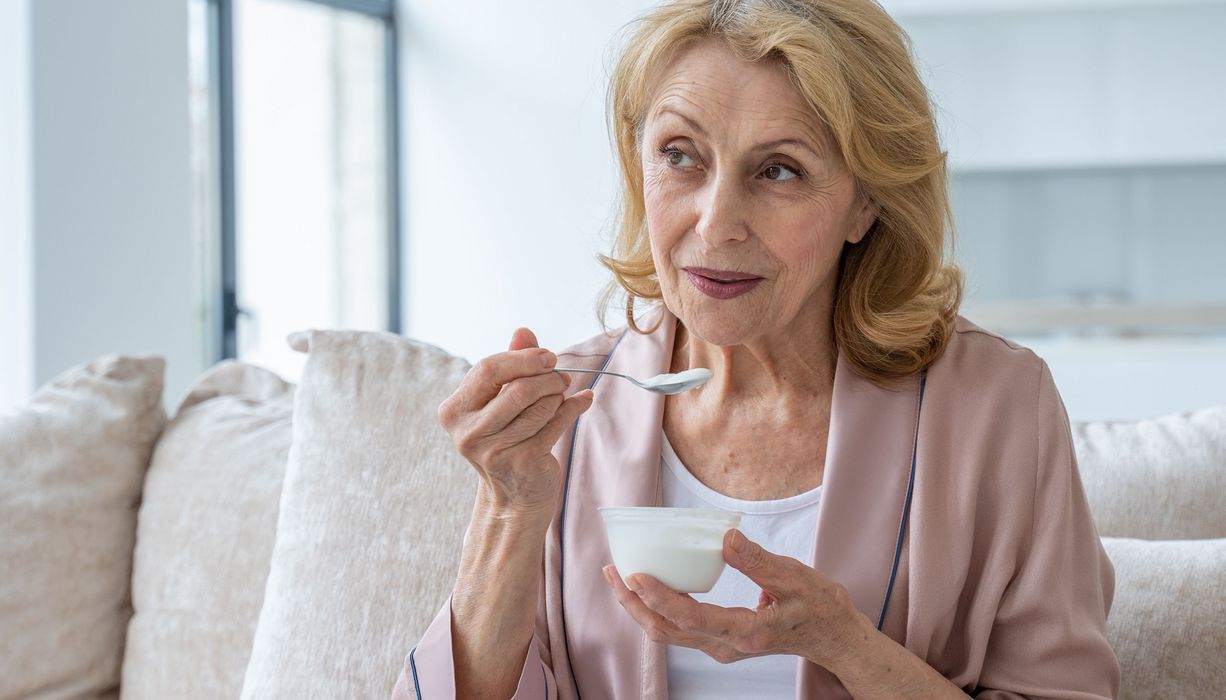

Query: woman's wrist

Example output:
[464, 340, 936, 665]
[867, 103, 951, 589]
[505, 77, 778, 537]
[806, 604, 875, 673]
[454, 487, 553, 605]
[473, 480, 556, 531]
[812, 610, 968, 699]
[450, 482, 553, 697]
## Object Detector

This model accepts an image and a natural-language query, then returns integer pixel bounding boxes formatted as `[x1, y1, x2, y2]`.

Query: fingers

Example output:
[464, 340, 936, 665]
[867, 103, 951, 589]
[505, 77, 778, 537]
[603, 566, 680, 643]
[474, 370, 572, 437]
[627, 573, 756, 642]
[723, 529, 803, 596]
[524, 389, 595, 452]
[608, 544, 851, 667]
[508, 327, 539, 352]
[603, 567, 749, 664]
[445, 347, 557, 420]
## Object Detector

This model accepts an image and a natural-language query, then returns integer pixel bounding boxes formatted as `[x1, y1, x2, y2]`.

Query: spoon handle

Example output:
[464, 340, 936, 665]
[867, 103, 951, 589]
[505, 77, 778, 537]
[553, 367, 629, 380]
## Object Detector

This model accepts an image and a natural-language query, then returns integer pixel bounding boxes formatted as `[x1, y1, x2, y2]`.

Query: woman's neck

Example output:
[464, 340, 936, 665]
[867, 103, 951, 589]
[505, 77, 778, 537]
[670, 307, 838, 406]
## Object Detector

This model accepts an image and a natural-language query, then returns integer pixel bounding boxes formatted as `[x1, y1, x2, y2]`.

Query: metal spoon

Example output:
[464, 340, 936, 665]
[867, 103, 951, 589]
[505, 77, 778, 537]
[554, 367, 713, 395]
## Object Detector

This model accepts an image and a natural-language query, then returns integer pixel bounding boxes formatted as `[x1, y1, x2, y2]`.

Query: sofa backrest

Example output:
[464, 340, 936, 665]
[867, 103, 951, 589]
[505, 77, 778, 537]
[1074, 406, 1226, 539]
[4, 342, 1223, 700]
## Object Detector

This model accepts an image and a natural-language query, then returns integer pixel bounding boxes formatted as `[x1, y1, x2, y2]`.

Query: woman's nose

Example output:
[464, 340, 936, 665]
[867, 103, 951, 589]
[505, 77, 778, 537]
[694, 173, 749, 247]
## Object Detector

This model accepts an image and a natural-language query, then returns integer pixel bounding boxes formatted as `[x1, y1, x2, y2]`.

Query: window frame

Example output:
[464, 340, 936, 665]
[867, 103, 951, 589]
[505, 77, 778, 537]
[207, 0, 402, 360]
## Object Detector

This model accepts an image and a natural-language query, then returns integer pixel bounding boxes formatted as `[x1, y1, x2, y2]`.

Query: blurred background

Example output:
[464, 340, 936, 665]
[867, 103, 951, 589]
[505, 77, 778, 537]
[1, 0, 1224, 421]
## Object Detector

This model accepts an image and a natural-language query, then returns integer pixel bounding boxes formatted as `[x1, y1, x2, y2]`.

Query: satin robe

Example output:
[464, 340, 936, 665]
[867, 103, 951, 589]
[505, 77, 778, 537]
[395, 309, 1119, 699]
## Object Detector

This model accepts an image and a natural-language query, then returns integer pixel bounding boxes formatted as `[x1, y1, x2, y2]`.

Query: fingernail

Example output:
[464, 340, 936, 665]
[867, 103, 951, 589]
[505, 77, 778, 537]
[730, 529, 747, 553]
[540, 350, 556, 368]
[628, 576, 644, 594]
[561, 372, 572, 387]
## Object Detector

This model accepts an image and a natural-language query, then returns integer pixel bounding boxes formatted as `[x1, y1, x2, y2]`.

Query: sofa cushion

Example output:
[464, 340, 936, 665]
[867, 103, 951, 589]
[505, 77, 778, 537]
[239, 330, 475, 699]
[1074, 406, 1226, 539]
[1103, 536, 1226, 698]
[1073, 404, 1226, 541]
[120, 361, 294, 700]
[0, 355, 166, 699]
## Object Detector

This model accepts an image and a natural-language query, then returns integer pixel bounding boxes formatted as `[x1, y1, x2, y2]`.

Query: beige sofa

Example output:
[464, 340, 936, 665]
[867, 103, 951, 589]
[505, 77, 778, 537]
[1, 328, 1224, 700]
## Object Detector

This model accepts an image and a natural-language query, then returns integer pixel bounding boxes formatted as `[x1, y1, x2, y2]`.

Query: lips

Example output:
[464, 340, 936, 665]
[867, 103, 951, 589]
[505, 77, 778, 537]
[684, 267, 761, 282]
[684, 267, 763, 300]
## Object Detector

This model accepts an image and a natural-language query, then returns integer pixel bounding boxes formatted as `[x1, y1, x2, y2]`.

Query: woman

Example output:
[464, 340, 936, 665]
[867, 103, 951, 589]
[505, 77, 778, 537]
[396, 0, 1119, 697]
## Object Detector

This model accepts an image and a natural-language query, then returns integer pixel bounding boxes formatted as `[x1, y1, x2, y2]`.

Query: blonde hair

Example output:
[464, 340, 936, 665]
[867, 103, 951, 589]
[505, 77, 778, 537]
[598, 0, 963, 383]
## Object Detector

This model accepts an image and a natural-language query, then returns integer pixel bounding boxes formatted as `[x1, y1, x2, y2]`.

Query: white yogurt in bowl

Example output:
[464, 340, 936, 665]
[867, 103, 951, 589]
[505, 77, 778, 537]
[599, 507, 742, 593]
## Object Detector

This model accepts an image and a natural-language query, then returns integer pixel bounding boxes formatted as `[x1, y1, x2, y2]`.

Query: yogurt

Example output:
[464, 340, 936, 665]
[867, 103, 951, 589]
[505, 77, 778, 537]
[600, 507, 742, 593]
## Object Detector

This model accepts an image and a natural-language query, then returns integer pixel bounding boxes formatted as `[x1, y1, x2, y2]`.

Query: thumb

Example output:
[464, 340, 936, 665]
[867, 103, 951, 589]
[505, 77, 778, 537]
[509, 327, 539, 352]
[724, 529, 796, 596]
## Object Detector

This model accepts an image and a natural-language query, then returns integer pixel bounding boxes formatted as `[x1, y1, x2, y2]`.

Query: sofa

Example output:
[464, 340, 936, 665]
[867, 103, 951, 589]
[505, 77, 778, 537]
[1, 327, 1223, 699]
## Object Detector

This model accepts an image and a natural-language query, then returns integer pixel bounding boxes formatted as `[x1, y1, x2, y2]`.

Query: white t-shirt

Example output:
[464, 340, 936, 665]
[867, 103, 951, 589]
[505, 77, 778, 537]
[659, 431, 823, 700]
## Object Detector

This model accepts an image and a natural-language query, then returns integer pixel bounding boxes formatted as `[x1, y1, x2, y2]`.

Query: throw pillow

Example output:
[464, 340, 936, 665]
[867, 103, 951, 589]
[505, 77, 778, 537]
[239, 330, 475, 699]
[120, 361, 294, 699]
[0, 356, 166, 699]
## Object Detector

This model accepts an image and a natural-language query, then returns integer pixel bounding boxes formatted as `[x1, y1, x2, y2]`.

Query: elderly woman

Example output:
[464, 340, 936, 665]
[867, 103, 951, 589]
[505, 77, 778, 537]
[395, 0, 1119, 698]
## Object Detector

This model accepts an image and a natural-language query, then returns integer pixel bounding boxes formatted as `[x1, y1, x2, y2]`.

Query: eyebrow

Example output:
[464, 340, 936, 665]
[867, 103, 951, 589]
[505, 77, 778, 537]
[652, 106, 826, 159]
[656, 107, 709, 137]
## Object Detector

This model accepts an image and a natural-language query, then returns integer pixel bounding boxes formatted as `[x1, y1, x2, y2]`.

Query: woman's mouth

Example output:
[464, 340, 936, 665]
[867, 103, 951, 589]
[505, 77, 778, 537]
[683, 267, 763, 300]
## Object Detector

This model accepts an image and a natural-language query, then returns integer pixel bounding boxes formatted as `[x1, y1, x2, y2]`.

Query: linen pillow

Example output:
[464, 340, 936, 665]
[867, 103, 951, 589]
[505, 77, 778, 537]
[1103, 536, 1226, 698]
[239, 330, 475, 699]
[0, 355, 166, 699]
[120, 361, 294, 700]
[1073, 406, 1226, 539]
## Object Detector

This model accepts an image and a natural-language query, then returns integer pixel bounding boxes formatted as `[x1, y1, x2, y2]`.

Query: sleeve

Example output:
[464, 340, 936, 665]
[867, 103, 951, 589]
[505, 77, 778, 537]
[973, 361, 1121, 699]
[391, 596, 556, 700]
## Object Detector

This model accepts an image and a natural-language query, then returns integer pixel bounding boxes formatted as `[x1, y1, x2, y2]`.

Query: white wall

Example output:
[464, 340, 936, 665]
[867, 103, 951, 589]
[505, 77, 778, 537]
[29, 0, 199, 407]
[885, 0, 1226, 420]
[399, 0, 654, 363]
[399, 0, 1225, 422]
[881, 0, 1225, 18]
[4, 0, 1220, 420]
[888, 1, 1226, 171]
[0, 0, 33, 410]
[1027, 336, 1226, 422]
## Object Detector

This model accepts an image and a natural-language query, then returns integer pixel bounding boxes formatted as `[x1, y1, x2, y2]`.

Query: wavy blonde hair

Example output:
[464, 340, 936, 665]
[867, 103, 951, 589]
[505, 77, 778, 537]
[599, 0, 963, 382]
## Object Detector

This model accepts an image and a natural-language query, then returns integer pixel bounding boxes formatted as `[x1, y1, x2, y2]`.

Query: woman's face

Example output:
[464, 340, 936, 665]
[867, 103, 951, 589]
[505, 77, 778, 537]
[640, 38, 876, 347]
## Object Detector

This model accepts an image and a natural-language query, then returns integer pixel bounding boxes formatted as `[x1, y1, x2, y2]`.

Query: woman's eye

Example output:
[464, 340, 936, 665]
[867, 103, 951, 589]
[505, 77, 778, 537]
[661, 146, 694, 168]
[762, 164, 801, 181]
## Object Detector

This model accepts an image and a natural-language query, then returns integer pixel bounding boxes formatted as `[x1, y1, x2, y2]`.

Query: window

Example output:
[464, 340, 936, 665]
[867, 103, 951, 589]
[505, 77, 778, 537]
[189, 0, 400, 381]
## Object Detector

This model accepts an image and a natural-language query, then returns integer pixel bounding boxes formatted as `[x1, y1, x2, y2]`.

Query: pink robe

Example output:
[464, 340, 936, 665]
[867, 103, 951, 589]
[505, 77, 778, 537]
[395, 309, 1119, 699]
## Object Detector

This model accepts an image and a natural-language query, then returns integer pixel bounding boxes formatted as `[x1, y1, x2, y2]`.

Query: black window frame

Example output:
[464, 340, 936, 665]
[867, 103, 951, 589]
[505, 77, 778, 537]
[205, 0, 402, 361]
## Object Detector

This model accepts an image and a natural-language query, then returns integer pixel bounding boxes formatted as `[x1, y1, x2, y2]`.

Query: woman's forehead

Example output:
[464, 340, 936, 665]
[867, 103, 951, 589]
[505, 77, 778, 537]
[643, 39, 830, 149]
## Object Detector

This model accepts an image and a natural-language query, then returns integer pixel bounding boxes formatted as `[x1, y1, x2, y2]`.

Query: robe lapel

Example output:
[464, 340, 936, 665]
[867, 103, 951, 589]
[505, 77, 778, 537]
[562, 308, 922, 700]
[797, 358, 921, 698]
[561, 309, 674, 700]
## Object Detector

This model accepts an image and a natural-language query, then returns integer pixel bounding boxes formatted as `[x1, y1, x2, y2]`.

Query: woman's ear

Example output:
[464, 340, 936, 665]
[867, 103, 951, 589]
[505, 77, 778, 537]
[846, 194, 879, 245]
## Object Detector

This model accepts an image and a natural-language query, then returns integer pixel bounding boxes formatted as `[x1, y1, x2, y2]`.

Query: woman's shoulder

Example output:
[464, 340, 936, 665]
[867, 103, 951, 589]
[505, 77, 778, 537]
[935, 315, 1050, 383]
[924, 315, 1060, 420]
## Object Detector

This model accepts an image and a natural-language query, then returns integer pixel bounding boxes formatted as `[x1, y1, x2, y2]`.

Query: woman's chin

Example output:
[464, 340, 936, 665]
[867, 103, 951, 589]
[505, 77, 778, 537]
[674, 309, 762, 348]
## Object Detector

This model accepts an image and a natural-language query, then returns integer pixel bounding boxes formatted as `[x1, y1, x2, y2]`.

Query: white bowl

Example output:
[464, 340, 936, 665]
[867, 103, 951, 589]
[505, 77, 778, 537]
[599, 507, 742, 593]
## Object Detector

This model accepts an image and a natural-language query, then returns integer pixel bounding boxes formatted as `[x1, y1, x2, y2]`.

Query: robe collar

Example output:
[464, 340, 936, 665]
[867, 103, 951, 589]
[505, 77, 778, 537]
[571, 306, 921, 699]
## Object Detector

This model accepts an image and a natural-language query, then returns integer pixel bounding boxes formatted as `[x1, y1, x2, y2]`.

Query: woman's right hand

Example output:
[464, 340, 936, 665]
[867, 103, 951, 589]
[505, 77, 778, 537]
[438, 327, 595, 519]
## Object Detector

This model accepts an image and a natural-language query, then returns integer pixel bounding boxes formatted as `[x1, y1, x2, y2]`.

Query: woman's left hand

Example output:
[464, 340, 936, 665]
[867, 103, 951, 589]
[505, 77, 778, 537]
[603, 528, 869, 667]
